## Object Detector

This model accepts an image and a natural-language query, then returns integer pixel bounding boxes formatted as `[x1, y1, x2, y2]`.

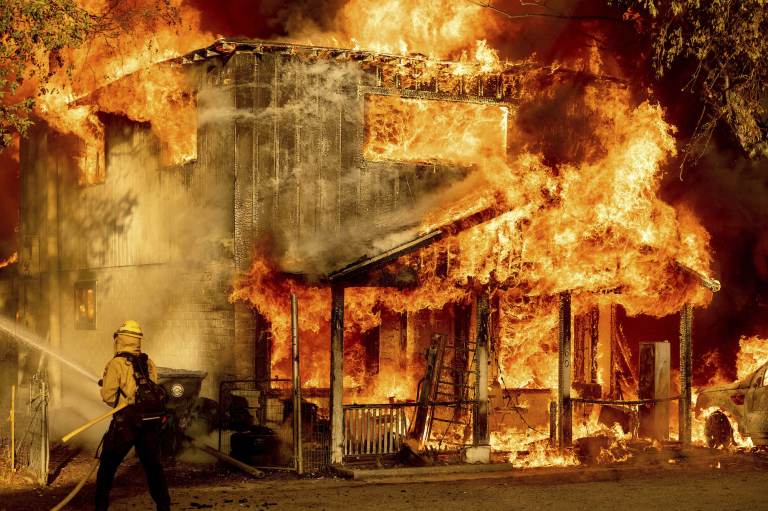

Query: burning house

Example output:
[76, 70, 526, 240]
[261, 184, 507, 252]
[5, 37, 720, 467]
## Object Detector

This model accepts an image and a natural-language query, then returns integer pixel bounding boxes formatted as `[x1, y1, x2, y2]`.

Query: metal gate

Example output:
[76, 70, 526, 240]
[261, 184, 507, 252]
[217, 379, 330, 473]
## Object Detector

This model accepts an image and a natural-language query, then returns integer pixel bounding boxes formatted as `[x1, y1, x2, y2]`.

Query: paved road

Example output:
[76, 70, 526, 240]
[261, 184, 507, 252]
[5, 458, 767, 511]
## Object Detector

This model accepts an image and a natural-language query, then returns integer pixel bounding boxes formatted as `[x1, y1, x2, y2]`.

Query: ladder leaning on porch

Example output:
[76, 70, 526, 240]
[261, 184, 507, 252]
[424, 333, 478, 450]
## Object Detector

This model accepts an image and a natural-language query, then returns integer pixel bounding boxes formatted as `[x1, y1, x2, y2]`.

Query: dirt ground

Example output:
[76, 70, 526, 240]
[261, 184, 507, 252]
[1, 449, 767, 511]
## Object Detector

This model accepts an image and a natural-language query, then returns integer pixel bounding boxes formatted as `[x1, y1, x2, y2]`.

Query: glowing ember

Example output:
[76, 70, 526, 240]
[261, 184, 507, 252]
[491, 430, 579, 467]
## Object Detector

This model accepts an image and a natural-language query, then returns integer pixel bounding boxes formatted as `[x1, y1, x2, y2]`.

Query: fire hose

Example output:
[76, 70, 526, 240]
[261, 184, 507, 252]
[49, 452, 100, 511]
[47, 405, 127, 511]
[61, 403, 129, 443]
[48, 406, 264, 510]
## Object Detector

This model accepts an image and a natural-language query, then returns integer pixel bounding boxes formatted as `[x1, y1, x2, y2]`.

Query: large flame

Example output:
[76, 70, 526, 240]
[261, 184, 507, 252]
[234, 80, 714, 412]
[31, 0, 211, 177]
[313, 0, 500, 59]
[0, 252, 18, 270]
[365, 95, 508, 164]
[20, 0, 723, 464]
[736, 335, 768, 380]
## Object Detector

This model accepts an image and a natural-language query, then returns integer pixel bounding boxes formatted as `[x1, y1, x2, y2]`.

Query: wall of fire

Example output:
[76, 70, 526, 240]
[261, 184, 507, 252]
[2, 42, 643, 443]
[224, 48, 477, 387]
[1, 45, 468, 404]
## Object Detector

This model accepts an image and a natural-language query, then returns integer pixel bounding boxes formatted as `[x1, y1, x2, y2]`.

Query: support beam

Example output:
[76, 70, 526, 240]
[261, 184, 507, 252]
[596, 304, 613, 398]
[549, 400, 557, 447]
[678, 303, 693, 445]
[638, 341, 670, 441]
[399, 312, 408, 372]
[290, 294, 303, 475]
[329, 285, 345, 465]
[473, 290, 490, 447]
[557, 291, 572, 450]
[47, 152, 62, 407]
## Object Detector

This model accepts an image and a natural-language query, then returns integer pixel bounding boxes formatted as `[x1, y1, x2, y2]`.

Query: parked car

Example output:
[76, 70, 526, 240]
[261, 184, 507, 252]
[695, 361, 768, 447]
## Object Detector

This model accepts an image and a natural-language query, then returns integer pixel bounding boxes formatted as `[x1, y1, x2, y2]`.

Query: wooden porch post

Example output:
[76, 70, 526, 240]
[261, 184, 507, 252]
[678, 303, 693, 445]
[329, 285, 345, 464]
[558, 291, 572, 450]
[473, 290, 490, 446]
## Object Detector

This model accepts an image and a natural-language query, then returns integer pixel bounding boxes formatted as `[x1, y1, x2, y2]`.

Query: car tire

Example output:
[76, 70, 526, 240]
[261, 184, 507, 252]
[705, 410, 733, 448]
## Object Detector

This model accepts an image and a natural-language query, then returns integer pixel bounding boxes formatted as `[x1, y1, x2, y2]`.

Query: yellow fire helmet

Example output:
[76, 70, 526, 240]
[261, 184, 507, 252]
[114, 320, 143, 339]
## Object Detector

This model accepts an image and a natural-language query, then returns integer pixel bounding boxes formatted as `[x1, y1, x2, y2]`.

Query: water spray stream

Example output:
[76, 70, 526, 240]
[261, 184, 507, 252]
[0, 316, 100, 383]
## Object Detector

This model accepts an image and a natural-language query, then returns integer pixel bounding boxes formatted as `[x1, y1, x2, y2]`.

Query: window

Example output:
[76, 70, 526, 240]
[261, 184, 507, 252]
[75, 281, 97, 330]
[78, 140, 106, 186]
[363, 94, 508, 165]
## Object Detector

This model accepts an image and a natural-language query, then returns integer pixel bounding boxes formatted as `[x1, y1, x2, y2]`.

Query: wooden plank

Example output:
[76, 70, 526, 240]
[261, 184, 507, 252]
[329, 285, 345, 464]
[557, 291, 573, 449]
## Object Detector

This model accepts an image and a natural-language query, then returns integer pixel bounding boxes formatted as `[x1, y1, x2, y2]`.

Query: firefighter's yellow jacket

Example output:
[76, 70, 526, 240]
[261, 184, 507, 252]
[100, 333, 158, 407]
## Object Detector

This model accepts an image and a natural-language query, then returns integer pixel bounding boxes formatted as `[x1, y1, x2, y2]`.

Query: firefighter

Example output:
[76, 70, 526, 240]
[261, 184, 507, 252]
[95, 320, 171, 511]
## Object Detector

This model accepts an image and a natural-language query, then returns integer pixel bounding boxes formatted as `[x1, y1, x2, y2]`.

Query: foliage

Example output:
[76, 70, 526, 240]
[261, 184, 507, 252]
[614, 0, 768, 161]
[0, 0, 92, 149]
[0, 0, 180, 152]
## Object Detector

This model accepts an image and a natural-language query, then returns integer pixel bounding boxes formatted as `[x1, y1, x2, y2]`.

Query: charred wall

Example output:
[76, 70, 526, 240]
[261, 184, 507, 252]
[13, 44, 519, 401]
[224, 48, 480, 381]
[16, 57, 239, 399]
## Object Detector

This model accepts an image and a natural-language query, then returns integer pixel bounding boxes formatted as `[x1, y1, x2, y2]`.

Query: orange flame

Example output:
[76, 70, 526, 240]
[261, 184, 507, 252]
[337, 0, 499, 58]
[22, 0, 722, 464]
[33, 1, 212, 176]
[736, 335, 768, 380]
[0, 252, 18, 270]
[364, 96, 508, 164]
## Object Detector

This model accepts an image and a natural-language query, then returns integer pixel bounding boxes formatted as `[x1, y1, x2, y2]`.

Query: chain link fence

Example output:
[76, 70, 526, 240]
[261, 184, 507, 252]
[1, 372, 49, 485]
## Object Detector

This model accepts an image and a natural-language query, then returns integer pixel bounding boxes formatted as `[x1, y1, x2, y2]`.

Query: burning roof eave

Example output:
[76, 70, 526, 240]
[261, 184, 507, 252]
[325, 229, 443, 285]
[319, 225, 721, 303]
[176, 37, 536, 69]
[175, 38, 628, 86]
[318, 204, 507, 286]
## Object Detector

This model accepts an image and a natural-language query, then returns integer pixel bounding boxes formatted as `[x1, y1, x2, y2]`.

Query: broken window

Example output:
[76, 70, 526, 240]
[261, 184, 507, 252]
[363, 94, 508, 165]
[74, 111, 107, 186]
[75, 281, 97, 330]
[78, 141, 106, 186]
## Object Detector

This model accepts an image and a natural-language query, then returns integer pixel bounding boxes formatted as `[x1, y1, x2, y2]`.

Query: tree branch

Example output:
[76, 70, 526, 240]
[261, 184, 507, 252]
[466, 0, 623, 23]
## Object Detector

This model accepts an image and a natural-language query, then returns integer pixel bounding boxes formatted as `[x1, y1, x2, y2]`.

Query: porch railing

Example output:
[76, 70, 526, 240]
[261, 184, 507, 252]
[342, 403, 414, 457]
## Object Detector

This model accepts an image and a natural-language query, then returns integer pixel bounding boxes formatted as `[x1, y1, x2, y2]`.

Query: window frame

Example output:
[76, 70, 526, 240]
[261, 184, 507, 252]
[74, 280, 98, 330]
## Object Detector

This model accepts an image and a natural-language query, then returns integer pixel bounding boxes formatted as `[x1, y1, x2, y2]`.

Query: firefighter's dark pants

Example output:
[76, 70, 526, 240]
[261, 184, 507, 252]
[94, 408, 170, 511]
